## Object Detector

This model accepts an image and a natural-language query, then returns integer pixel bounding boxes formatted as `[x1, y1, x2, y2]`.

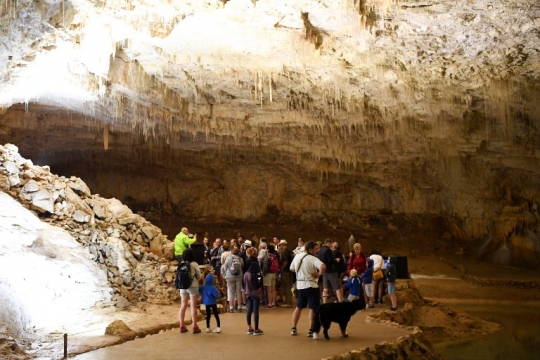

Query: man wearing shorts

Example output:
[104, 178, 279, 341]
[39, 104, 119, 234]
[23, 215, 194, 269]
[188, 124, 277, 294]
[317, 238, 344, 303]
[289, 241, 326, 337]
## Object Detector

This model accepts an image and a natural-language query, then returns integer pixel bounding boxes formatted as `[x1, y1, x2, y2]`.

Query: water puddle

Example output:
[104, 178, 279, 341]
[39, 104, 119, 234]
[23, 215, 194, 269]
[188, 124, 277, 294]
[434, 303, 540, 360]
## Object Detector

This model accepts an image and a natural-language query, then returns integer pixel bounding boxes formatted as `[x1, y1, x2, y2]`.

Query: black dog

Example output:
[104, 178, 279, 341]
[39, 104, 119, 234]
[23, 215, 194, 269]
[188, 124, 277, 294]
[312, 299, 366, 340]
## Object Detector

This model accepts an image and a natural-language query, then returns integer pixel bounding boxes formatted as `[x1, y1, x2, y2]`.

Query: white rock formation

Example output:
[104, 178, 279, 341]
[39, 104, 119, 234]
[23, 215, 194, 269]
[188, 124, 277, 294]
[0, 144, 180, 346]
[0, 192, 112, 338]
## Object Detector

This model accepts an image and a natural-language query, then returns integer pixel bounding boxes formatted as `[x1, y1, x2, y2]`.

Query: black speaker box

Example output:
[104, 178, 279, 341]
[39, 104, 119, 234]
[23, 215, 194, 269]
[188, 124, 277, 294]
[396, 256, 409, 279]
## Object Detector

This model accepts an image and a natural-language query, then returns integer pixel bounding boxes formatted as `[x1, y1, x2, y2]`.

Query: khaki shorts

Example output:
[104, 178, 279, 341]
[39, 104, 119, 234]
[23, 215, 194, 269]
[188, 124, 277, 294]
[364, 283, 373, 297]
[263, 273, 276, 287]
[180, 286, 199, 297]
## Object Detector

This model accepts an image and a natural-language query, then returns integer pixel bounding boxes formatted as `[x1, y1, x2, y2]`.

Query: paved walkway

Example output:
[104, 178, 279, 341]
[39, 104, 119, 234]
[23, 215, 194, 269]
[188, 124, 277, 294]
[73, 305, 410, 360]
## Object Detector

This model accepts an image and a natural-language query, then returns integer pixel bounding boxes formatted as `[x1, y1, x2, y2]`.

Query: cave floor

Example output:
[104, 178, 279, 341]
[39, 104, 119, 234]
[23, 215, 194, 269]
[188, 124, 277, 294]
[71, 305, 409, 360]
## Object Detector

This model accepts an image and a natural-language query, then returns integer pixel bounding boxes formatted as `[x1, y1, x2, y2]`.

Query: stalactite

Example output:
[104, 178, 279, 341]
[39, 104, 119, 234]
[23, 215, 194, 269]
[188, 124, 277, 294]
[253, 72, 257, 102]
[258, 71, 263, 109]
[103, 124, 109, 151]
[269, 72, 272, 103]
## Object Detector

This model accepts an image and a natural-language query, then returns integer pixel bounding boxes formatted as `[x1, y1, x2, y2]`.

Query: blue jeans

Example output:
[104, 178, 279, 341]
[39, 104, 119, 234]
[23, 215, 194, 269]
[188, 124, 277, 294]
[246, 297, 260, 329]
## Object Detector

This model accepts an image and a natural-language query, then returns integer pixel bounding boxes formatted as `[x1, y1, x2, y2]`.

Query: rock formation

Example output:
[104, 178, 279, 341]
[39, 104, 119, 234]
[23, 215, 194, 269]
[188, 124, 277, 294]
[0, 0, 539, 268]
[0, 143, 180, 307]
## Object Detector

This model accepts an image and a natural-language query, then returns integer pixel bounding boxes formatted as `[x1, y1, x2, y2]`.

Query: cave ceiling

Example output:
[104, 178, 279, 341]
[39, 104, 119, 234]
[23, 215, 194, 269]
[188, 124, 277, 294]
[1, 0, 540, 252]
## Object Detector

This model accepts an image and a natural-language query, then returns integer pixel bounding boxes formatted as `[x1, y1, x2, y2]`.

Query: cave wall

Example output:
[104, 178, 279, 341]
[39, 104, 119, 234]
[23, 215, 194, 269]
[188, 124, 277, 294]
[2, 105, 539, 267]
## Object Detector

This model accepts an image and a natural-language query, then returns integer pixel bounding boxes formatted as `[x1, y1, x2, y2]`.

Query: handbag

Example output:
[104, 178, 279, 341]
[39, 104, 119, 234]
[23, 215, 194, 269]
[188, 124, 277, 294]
[373, 268, 384, 281]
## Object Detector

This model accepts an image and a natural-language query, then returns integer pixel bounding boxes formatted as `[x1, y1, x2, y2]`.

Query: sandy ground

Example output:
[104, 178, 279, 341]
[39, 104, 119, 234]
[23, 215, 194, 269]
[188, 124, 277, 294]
[72, 306, 411, 360]
[4, 253, 540, 360]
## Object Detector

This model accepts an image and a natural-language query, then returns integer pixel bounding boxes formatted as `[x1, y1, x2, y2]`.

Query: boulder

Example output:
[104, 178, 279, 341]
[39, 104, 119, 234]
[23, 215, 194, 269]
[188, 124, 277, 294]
[149, 236, 164, 257]
[162, 241, 175, 261]
[30, 189, 54, 213]
[141, 225, 158, 240]
[73, 210, 91, 223]
[104, 319, 135, 340]
[3, 160, 19, 175]
[63, 186, 93, 214]
[22, 179, 40, 193]
[67, 177, 91, 197]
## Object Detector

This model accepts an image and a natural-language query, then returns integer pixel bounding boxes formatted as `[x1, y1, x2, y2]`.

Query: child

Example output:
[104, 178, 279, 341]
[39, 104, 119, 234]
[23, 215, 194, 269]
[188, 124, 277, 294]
[344, 269, 362, 301]
[199, 274, 221, 333]
[361, 258, 375, 308]
[386, 255, 398, 311]
[244, 261, 263, 335]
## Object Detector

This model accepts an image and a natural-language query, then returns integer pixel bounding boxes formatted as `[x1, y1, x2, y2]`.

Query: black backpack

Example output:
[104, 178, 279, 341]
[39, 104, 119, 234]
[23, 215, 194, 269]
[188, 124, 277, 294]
[336, 251, 346, 273]
[250, 271, 263, 290]
[175, 261, 192, 290]
[282, 249, 294, 271]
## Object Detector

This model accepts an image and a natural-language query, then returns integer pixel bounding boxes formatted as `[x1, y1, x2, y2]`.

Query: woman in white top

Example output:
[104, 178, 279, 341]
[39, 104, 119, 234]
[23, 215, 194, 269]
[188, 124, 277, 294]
[179, 248, 202, 333]
[369, 250, 385, 304]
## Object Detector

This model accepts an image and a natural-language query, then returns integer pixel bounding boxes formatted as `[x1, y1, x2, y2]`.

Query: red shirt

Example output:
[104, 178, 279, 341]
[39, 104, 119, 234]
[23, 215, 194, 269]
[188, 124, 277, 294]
[348, 252, 367, 276]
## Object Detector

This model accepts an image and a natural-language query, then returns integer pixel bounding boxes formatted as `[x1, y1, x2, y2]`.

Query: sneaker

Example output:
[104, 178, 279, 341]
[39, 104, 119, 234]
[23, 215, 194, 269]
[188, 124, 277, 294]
[228, 308, 234, 313]
[263, 305, 272, 309]
[312, 332, 318, 340]
[237, 308, 243, 313]
[253, 329, 264, 336]
[247, 328, 254, 335]
[193, 327, 201, 334]
[389, 307, 398, 311]
[213, 327, 221, 333]
[206, 328, 211, 333]
[290, 327, 297, 336]
[180, 326, 188, 333]
[307, 329, 313, 337]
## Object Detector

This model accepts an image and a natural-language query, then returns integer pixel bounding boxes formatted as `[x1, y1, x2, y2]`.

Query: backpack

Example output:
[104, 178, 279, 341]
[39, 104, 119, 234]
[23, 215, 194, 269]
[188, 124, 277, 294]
[336, 252, 346, 273]
[251, 272, 264, 290]
[286, 249, 294, 268]
[280, 249, 294, 272]
[269, 254, 280, 273]
[175, 261, 192, 290]
[230, 256, 241, 276]
[262, 255, 270, 274]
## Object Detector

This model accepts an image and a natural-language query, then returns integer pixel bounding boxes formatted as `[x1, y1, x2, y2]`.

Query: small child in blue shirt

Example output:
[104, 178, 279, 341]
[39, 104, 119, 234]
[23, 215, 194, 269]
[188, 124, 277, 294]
[344, 269, 362, 301]
[199, 274, 221, 333]
[361, 258, 375, 308]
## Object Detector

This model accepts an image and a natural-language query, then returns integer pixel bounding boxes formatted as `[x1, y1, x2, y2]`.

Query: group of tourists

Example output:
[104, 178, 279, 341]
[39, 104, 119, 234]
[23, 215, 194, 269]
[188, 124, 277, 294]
[173, 227, 398, 337]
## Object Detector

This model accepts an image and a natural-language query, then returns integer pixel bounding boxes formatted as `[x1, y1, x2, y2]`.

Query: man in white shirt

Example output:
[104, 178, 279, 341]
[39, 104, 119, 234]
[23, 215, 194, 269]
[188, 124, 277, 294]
[289, 241, 326, 337]
[293, 237, 306, 256]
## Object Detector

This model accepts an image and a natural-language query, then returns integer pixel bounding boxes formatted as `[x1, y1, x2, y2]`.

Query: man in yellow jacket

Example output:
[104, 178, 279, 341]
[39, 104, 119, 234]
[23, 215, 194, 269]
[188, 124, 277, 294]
[175, 227, 197, 261]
